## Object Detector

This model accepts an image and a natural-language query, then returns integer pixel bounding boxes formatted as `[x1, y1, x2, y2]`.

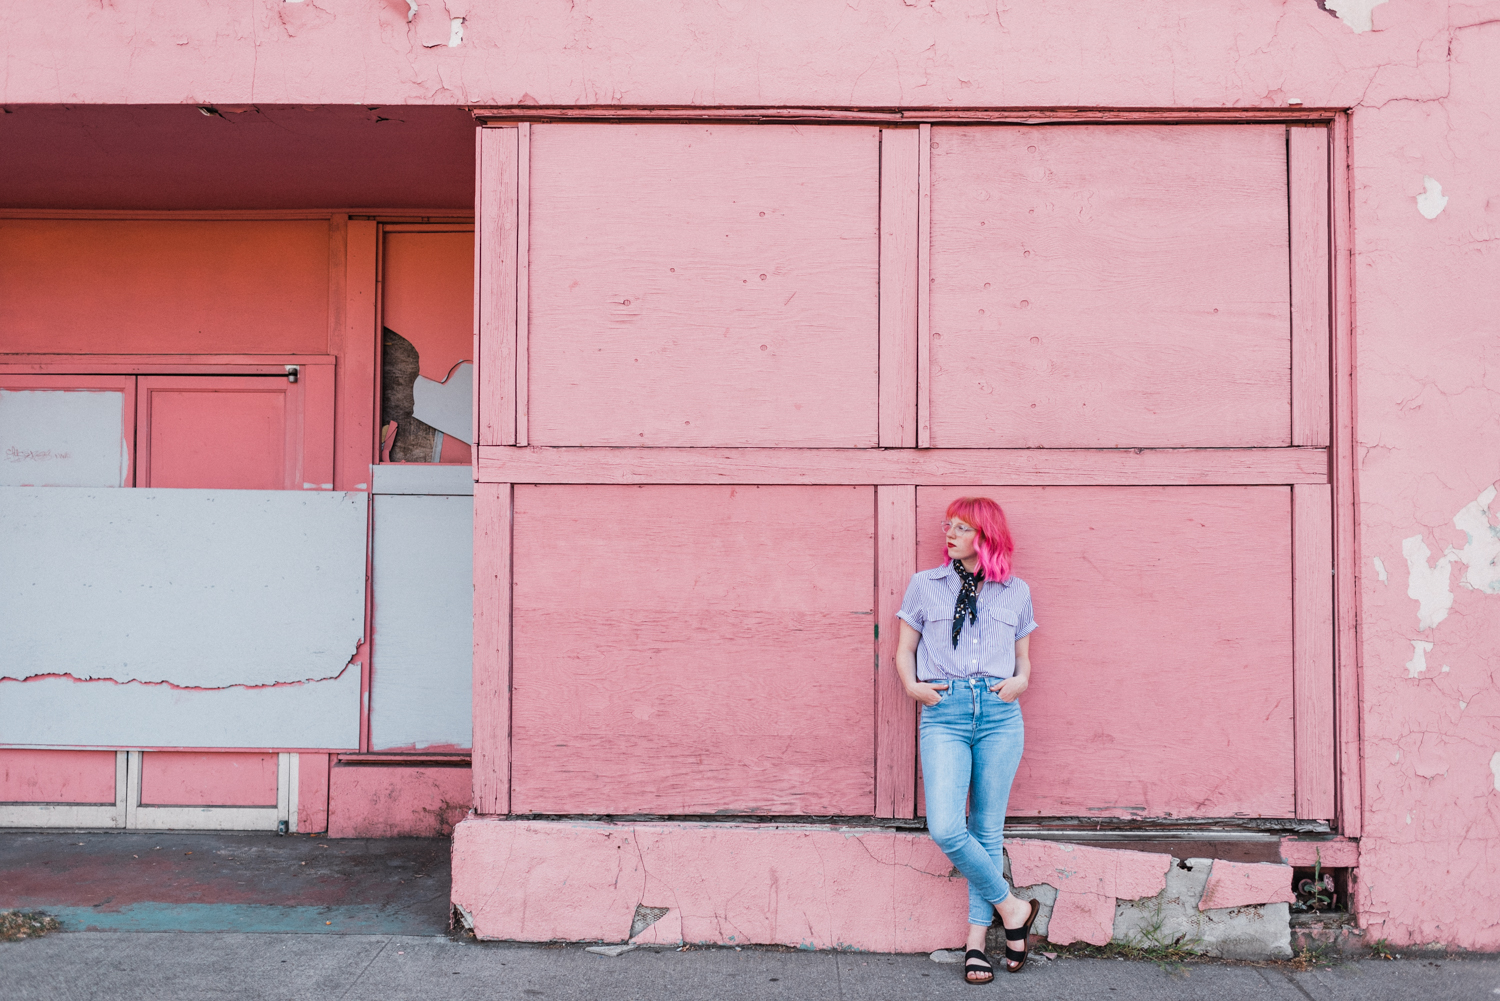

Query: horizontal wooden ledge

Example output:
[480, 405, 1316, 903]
[472, 107, 1338, 126]
[477, 446, 1329, 486]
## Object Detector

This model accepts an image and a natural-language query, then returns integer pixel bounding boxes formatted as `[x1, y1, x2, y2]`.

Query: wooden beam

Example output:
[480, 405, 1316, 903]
[878, 128, 920, 449]
[875, 485, 917, 818]
[472, 482, 513, 815]
[477, 446, 1330, 486]
[1289, 125, 1331, 448]
[916, 123, 933, 448]
[1293, 483, 1336, 820]
[477, 127, 520, 446]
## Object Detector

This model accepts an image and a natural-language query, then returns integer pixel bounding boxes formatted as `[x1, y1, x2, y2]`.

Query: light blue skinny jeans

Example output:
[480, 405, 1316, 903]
[919, 675, 1025, 926]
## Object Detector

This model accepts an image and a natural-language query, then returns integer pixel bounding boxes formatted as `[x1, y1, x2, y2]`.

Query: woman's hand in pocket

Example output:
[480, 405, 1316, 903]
[990, 676, 1028, 703]
[906, 681, 949, 707]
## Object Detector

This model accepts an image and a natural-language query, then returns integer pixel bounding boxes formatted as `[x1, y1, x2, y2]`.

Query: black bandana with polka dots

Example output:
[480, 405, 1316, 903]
[951, 560, 984, 648]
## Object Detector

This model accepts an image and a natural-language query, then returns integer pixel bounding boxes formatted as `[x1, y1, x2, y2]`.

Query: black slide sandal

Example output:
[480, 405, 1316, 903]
[963, 948, 994, 985]
[1002, 898, 1042, 973]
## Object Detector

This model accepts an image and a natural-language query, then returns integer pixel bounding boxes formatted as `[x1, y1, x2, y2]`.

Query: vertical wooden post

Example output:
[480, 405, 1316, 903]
[879, 128, 919, 449]
[1292, 483, 1335, 819]
[473, 482, 514, 815]
[875, 484, 917, 818]
[1329, 112, 1362, 837]
[336, 218, 379, 489]
[515, 123, 532, 446]
[478, 127, 520, 447]
[1289, 125, 1331, 449]
[916, 123, 933, 448]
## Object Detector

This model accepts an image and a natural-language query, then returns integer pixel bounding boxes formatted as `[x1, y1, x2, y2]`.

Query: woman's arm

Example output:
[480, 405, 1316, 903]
[991, 634, 1031, 703]
[896, 620, 948, 706]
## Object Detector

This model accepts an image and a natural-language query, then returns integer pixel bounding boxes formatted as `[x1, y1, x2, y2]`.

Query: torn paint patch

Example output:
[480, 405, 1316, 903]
[1447, 485, 1500, 593]
[1322, 0, 1389, 33]
[448, 17, 464, 46]
[1406, 639, 1433, 678]
[1416, 176, 1449, 220]
[1491, 752, 1500, 792]
[1403, 535, 1453, 630]
[1373, 556, 1388, 582]
[1, 662, 355, 692]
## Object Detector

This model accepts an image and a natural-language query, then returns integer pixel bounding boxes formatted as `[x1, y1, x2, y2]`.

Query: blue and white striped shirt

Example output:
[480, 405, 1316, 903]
[896, 564, 1038, 682]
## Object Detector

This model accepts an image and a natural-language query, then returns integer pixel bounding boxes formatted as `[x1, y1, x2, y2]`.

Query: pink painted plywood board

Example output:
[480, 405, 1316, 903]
[509, 484, 876, 816]
[1198, 860, 1296, 910]
[0, 219, 331, 355]
[327, 763, 471, 837]
[524, 124, 881, 447]
[917, 485, 1295, 819]
[0, 749, 117, 804]
[297, 752, 330, 834]
[382, 230, 476, 384]
[139, 752, 278, 807]
[927, 124, 1291, 448]
[136, 376, 292, 489]
[333, 218, 379, 492]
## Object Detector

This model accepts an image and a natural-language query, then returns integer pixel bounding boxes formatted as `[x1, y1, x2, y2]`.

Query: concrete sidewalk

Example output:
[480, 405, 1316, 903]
[3, 932, 1497, 1001]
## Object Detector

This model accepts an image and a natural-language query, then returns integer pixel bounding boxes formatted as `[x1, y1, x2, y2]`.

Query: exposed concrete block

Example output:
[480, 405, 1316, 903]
[1113, 859, 1293, 960]
[1199, 860, 1297, 910]
[1011, 881, 1057, 938]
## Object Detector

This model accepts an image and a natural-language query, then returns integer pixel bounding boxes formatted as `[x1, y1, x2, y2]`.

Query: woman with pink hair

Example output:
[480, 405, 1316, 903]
[895, 496, 1039, 984]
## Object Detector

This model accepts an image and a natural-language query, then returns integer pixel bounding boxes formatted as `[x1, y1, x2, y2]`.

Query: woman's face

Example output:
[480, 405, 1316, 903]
[944, 517, 978, 563]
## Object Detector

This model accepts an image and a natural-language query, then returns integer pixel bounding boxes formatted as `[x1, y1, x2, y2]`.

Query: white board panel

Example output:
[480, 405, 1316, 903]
[0, 389, 128, 487]
[370, 493, 474, 750]
[0, 670, 359, 749]
[0, 488, 367, 688]
[370, 462, 475, 496]
[412, 361, 474, 442]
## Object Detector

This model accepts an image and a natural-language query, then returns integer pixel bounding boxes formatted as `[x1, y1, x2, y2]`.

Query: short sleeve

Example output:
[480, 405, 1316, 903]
[1014, 588, 1039, 639]
[896, 575, 926, 632]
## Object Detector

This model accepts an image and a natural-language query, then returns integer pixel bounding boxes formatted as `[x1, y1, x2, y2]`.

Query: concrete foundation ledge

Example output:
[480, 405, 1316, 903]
[450, 816, 972, 952]
[451, 819, 1302, 958]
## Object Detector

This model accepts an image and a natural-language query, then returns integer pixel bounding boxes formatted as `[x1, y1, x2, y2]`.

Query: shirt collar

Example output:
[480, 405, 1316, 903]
[923, 562, 1010, 588]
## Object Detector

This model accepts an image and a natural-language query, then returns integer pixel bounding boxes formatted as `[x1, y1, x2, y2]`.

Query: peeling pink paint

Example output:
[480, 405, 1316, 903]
[1046, 889, 1118, 947]
[1007, 839, 1172, 900]
[1280, 837, 1360, 868]
[1197, 861, 1298, 912]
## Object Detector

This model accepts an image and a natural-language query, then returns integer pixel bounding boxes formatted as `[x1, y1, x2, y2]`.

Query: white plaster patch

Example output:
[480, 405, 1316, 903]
[1, 488, 366, 688]
[1491, 752, 1500, 792]
[1324, 0, 1389, 33]
[1417, 176, 1449, 220]
[1373, 556, 1388, 582]
[448, 16, 464, 46]
[1403, 535, 1454, 630]
[406, 0, 418, 21]
[1448, 486, 1500, 593]
[1406, 640, 1434, 678]
[412, 360, 473, 441]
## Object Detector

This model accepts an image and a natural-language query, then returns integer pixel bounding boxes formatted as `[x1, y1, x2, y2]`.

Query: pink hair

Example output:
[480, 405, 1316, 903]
[944, 496, 1014, 582]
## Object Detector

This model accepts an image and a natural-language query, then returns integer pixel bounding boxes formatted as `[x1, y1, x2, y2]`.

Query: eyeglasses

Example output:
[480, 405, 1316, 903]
[941, 521, 975, 535]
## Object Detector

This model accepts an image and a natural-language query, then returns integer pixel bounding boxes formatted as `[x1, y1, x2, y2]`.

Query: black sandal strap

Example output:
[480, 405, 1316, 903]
[1004, 945, 1026, 962]
[964, 949, 991, 967]
[1003, 923, 1029, 941]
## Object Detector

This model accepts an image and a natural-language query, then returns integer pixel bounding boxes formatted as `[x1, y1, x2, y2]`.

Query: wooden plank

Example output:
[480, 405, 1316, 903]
[478, 445, 1329, 486]
[525, 123, 881, 447]
[469, 108, 1337, 126]
[471, 481, 512, 815]
[515, 124, 531, 446]
[917, 485, 1296, 819]
[338, 220, 379, 491]
[477, 127, 519, 446]
[1329, 112, 1362, 838]
[927, 125, 1291, 448]
[1289, 126, 1331, 448]
[874, 484, 917, 818]
[473, 127, 483, 456]
[917, 123, 933, 449]
[1293, 483, 1335, 819]
[509, 485, 876, 815]
[878, 128, 920, 449]
[0, 354, 340, 375]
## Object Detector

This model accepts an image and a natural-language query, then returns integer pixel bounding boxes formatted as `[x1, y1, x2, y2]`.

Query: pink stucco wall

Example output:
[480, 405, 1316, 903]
[4, 0, 1497, 950]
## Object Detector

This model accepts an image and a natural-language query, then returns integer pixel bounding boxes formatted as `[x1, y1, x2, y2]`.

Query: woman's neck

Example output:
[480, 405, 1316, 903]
[959, 556, 980, 575]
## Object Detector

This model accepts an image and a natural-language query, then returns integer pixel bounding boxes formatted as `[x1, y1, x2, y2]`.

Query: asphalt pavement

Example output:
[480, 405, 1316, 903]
[4, 931, 1497, 1001]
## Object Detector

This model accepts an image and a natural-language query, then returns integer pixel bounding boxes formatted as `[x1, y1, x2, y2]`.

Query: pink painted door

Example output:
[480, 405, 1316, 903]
[475, 121, 1335, 824]
[136, 375, 305, 489]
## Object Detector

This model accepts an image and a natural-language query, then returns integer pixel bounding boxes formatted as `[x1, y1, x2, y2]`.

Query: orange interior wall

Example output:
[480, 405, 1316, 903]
[0, 219, 330, 354]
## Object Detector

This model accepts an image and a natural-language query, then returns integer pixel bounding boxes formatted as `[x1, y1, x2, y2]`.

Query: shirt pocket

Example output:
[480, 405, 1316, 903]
[985, 605, 1020, 642]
